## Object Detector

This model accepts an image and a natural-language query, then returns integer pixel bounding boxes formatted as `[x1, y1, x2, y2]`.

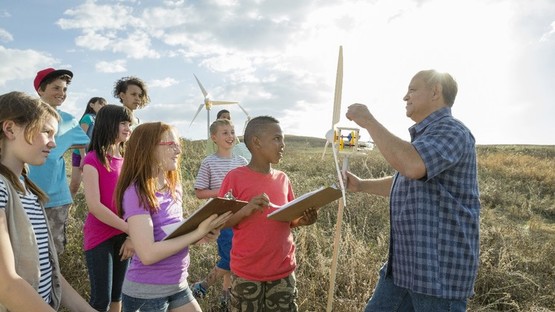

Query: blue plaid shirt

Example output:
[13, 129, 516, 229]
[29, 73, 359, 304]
[387, 107, 480, 300]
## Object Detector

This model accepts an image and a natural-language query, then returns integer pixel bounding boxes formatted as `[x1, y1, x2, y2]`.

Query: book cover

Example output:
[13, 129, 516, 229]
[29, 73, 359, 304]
[267, 185, 343, 222]
[163, 197, 247, 240]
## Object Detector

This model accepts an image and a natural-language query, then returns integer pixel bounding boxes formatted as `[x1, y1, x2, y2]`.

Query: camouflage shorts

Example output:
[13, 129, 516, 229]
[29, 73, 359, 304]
[230, 272, 298, 312]
[44, 204, 70, 254]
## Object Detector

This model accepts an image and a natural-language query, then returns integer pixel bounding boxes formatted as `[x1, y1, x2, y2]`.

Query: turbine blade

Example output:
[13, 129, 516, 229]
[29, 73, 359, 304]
[237, 103, 250, 118]
[193, 74, 209, 98]
[331, 46, 343, 127]
[211, 100, 239, 105]
[189, 103, 204, 127]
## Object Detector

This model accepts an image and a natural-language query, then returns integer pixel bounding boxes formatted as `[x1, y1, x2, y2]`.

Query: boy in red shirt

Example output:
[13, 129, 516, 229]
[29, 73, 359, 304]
[219, 116, 317, 311]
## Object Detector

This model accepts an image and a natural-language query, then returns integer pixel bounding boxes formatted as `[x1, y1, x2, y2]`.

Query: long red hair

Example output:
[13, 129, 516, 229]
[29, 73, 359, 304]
[115, 122, 181, 216]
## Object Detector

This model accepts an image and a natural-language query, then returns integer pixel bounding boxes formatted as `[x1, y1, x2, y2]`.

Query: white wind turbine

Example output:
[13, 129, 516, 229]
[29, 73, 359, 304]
[189, 74, 250, 139]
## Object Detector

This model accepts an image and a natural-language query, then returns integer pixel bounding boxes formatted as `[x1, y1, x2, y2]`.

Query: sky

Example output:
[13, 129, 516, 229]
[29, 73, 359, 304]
[0, 0, 554, 145]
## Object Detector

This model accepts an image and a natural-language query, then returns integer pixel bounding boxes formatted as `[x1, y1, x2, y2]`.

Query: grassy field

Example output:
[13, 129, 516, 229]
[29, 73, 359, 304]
[60, 137, 555, 311]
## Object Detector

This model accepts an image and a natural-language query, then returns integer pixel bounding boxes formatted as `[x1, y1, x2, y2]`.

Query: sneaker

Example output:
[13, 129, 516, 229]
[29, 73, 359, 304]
[219, 292, 230, 312]
[191, 282, 207, 299]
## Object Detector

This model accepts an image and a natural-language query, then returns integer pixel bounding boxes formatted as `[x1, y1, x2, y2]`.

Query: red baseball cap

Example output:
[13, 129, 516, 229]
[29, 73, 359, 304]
[34, 68, 73, 92]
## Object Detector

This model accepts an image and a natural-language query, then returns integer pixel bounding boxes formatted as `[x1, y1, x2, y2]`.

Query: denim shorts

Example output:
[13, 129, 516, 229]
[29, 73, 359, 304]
[122, 288, 195, 312]
[71, 152, 81, 167]
[216, 228, 233, 270]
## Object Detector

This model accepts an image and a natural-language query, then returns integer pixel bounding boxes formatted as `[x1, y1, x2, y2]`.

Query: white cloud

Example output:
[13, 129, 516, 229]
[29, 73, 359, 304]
[150, 77, 179, 88]
[75, 30, 113, 51]
[1, 0, 554, 144]
[0, 46, 57, 87]
[111, 30, 160, 59]
[0, 28, 13, 42]
[57, 1, 137, 31]
[0, 10, 11, 18]
[95, 59, 127, 73]
[540, 21, 555, 42]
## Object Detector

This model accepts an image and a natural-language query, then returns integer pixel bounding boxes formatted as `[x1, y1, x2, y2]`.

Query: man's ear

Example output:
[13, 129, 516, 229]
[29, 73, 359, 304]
[432, 84, 442, 101]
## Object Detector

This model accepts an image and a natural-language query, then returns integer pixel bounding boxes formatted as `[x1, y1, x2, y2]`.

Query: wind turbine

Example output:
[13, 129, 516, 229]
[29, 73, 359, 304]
[321, 47, 363, 158]
[322, 46, 344, 158]
[325, 45, 349, 312]
[189, 74, 249, 139]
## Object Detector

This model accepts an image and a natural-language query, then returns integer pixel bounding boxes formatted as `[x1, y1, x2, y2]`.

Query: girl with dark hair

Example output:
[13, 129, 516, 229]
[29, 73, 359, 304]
[113, 76, 150, 128]
[82, 104, 134, 312]
[69, 97, 107, 198]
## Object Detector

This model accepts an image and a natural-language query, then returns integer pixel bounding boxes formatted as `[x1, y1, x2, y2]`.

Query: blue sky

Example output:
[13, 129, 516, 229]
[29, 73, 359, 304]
[1, 0, 554, 145]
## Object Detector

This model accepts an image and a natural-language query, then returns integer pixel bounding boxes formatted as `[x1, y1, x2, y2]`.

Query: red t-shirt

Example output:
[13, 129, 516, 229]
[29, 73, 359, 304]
[219, 166, 295, 281]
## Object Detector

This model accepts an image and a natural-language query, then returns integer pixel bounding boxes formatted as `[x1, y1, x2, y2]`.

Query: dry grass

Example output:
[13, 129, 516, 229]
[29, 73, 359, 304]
[59, 139, 555, 311]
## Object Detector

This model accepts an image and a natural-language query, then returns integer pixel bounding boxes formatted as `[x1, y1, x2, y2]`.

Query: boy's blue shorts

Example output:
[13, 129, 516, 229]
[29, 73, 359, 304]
[216, 228, 233, 270]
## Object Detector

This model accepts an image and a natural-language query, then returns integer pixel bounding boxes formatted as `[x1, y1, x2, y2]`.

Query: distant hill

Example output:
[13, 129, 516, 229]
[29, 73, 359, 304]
[190, 134, 327, 149]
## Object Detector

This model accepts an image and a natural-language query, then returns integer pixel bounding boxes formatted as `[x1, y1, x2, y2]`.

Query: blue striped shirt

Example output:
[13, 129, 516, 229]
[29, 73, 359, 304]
[388, 107, 480, 300]
[0, 179, 53, 303]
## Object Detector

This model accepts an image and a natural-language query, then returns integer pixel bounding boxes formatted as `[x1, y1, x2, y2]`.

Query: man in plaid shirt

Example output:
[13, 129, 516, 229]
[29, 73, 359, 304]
[345, 69, 480, 312]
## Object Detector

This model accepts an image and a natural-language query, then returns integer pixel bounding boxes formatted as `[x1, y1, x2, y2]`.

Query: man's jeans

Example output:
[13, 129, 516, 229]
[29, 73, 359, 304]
[365, 266, 468, 312]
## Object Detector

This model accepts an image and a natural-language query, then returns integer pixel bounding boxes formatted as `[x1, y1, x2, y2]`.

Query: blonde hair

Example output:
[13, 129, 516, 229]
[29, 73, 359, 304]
[210, 119, 234, 135]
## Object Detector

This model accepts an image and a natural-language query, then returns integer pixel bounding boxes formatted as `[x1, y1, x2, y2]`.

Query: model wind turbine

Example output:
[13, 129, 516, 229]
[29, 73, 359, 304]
[321, 47, 361, 159]
[325, 45, 349, 312]
[189, 74, 250, 139]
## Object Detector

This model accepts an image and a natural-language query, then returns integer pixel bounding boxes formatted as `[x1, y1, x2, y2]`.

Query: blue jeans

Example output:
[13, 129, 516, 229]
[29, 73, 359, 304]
[122, 288, 195, 312]
[85, 234, 129, 311]
[364, 266, 467, 312]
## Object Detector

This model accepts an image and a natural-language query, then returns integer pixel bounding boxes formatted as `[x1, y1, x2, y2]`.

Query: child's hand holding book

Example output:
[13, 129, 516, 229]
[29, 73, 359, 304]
[196, 211, 232, 240]
[291, 207, 318, 228]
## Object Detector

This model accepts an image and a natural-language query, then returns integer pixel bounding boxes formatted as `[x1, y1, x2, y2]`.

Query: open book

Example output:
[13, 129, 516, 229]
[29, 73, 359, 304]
[163, 197, 248, 240]
[267, 185, 343, 222]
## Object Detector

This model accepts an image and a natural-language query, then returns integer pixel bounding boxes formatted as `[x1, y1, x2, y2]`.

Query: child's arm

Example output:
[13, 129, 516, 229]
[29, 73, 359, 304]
[194, 158, 214, 199]
[59, 274, 97, 311]
[78, 148, 86, 168]
[195, 188, 219, 199]
[0, 210, 56, 311]
[80, 121, 90, 134]
[290, 207, 318, 228]
[224, 193, 269, 228]
[82, 164, 128, 233]
[195, 228, 220, 244]
[127, 212, 232, 265]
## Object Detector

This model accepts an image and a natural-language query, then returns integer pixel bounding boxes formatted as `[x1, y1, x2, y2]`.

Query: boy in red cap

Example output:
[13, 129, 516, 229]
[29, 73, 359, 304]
[28, 68, 90, 255]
